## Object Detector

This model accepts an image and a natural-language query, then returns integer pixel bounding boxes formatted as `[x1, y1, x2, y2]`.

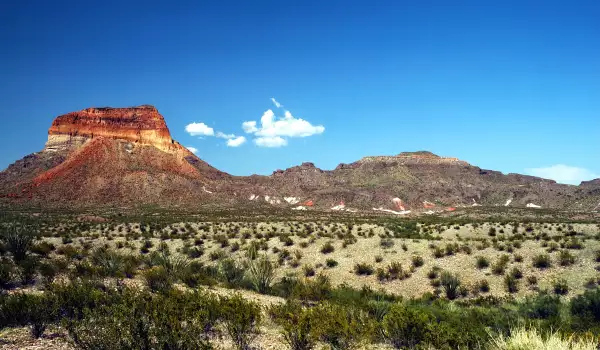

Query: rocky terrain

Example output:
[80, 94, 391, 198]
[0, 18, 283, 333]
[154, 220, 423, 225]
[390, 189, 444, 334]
[1, 105, 599, 212]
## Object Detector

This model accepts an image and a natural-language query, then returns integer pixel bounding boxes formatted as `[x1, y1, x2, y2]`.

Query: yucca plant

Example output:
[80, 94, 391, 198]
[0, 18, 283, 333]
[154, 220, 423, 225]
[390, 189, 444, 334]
[440, 271, 461, 300]
[247, 255, 275, 294]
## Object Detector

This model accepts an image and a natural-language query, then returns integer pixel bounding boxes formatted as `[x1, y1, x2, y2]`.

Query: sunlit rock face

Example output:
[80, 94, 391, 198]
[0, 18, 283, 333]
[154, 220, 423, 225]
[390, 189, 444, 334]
[46, 105, 177, 153]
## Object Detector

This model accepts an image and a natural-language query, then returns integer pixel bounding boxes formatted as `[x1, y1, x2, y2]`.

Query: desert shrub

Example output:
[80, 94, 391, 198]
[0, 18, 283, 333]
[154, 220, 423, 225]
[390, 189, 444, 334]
[17, 256, 38, 285]
[476, 256, 490, 269]
[532, 254, 552, 269]
[148, 251, 191, 281]
[354, 263, 374, 276]
[320, 242, 335, 254]
[270, 301, 317, 350]
[382, 303, 433, 349]
[520, 292, 561, 320]
[553, 279, 569, 295]
[65, 289, 216, 350]
[221, 294, 262, 350]
[143, 266, 172, 293]
[504, 274, 519, 294]
[326, 259, 338, 268]
[247, 255, 275, 294]
[30, 241, 55, 257]
[509, 267, 523, 279]
[375, 255, 383, 263]
[594, 250, 600, 263]
[427, 266, 440, 279]
[0, 292, 57, 338]
[303, 265, 316, 277]
[477, 279, 490, 293]
[571, 288, 600, 323]
[440, 272, 461, 300]
[2, 226, 36, 263]
[558, 250, 576, 266]
[0, 258, 14, 289]
[380, 237, 394, 249]
[489, 327, 597, 350]
[312, 302, 374, 350]
[219, 258, 246, 286]
[411, 255, 424, 268]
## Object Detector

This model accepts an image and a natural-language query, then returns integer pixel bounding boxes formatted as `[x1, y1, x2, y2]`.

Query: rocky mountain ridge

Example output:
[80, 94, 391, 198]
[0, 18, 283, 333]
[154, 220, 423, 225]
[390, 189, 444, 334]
[1, 105, 598, 212]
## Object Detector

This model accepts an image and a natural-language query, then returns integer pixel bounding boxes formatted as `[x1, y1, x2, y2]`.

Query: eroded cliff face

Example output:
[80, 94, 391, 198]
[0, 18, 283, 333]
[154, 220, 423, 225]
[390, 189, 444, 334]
[45, 105, 178, 153]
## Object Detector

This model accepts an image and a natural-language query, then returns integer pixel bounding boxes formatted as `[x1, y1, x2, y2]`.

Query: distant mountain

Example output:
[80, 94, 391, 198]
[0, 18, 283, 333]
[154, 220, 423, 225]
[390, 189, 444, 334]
[1, 106, 598, 212]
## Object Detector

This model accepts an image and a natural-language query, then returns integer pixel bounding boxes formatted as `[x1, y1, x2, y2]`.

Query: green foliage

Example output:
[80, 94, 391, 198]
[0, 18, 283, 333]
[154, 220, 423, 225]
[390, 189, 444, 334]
[270, 301, 317, 350]
[520, 292, 561, 320]
[354, 262, 374, 276]
[144, 266, 173, 293]
[440, 271, 461, 300]
[553, 279, 569, 295]
[220, 294, 262, 350]
[247, 255, 275, 294]
[532, 254, 552, 269]
[2, 226, 36, 263]
[326, 258, 339, 268]
[312, 302, 374, 350]
[476, 256, 490, 269]
[219, 258, 246, 286]
[571, 288, 600, 323]
[504, 274, 519, 294]
[382, 303, 432, 349]
[320, 242, 335, 254]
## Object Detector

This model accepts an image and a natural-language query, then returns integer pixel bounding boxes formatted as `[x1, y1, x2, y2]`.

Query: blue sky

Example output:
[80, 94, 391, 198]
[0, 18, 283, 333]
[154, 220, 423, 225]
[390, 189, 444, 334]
[1, 0, 598, 184]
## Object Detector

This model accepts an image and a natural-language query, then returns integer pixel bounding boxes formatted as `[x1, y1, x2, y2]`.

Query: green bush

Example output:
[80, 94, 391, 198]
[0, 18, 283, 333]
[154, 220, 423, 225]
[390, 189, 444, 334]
[520, 292, 561, 320]
[354, 263, 374, 276]
[558, 250, 576, 266]
[553, 279, 569, 295]
[440, 271, 461, 300]
[143, 266, 173, 293]
[2, 226, 37, 263]
[571, 288, 600, 323]
[219, 258, 246, 286]
[382, 303, 433, 349]
[312, 302, 374, 350]
[326, 259, 339, 268]
[411, 255, 424, 268]
[320, 242, 335, 254]
[270, 301, 317, 350]
[476, 256, 490, 269]
[247, 255, 275, 294]
[504, 274, 519, 294]
[532, 254, 552, 269]
[220, 294, 262, 350]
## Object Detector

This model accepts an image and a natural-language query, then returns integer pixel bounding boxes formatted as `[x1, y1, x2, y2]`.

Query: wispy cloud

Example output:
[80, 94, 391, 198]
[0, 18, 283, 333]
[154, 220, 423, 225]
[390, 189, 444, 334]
[216, 131, 235, 139]
[525, 164, 599, 185]
[186, 146, 198, 154]
[270, 97, 282, 108]
[185, 122, 214, 136]
[243, 99, 325, 147]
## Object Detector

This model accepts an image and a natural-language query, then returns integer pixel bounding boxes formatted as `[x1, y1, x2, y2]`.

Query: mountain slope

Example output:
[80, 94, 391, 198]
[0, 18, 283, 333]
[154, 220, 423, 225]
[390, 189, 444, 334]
[0, 105, 598, 212]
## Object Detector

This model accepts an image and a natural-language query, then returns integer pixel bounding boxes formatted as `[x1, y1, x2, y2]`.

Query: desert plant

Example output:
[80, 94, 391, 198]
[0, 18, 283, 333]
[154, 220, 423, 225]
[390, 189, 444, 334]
[489, 327, 597, 350]
[354, 263, 374, 276]
[476, 256, 490, 269]
[382, 303, 433, 349]
[2, 226, 36, 263]
[326, 259, 338, 268]
[220, 258, 246, 286]
[504, 274, 519, 294]
[532, 254, 552, 269]
[553, 279, 569, 295]
[440, 271, 461, 300]
[221, 294, 262, 350]
[247, 255, 275, 294]
[320, 242, 335, 254]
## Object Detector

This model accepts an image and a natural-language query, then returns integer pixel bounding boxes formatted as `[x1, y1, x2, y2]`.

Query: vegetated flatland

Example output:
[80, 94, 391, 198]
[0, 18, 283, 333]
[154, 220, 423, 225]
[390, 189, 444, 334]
[0, 208, 599, 350]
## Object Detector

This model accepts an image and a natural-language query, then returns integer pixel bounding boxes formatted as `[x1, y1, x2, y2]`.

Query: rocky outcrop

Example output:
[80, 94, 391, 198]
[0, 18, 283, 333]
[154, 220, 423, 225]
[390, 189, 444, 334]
[46, 105, 179, 153]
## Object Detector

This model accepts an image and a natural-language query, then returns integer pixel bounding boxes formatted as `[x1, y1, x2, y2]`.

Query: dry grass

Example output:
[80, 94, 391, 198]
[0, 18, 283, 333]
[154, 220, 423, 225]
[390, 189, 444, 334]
[489, 327, 598, 350]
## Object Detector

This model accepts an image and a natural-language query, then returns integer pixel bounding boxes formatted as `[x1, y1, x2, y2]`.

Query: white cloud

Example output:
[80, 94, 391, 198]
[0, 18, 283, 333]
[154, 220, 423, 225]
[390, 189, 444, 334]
[242, 121, 258, 133]
[254, 136, 287, 148]
[271, 97, 282, 108]
[226, 136, 246, 147]
[525, 164, 599, 185]
[216, 131, 235, 139]
[254, 109, 324, 138]
[242, 99, 325, 147]
[186, 146, 198, 154]
[185, 122, 214, 136]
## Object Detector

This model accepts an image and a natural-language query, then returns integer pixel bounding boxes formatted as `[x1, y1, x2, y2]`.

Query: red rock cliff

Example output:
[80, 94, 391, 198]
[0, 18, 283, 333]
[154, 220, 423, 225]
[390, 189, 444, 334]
[46, 105, 179, 153]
